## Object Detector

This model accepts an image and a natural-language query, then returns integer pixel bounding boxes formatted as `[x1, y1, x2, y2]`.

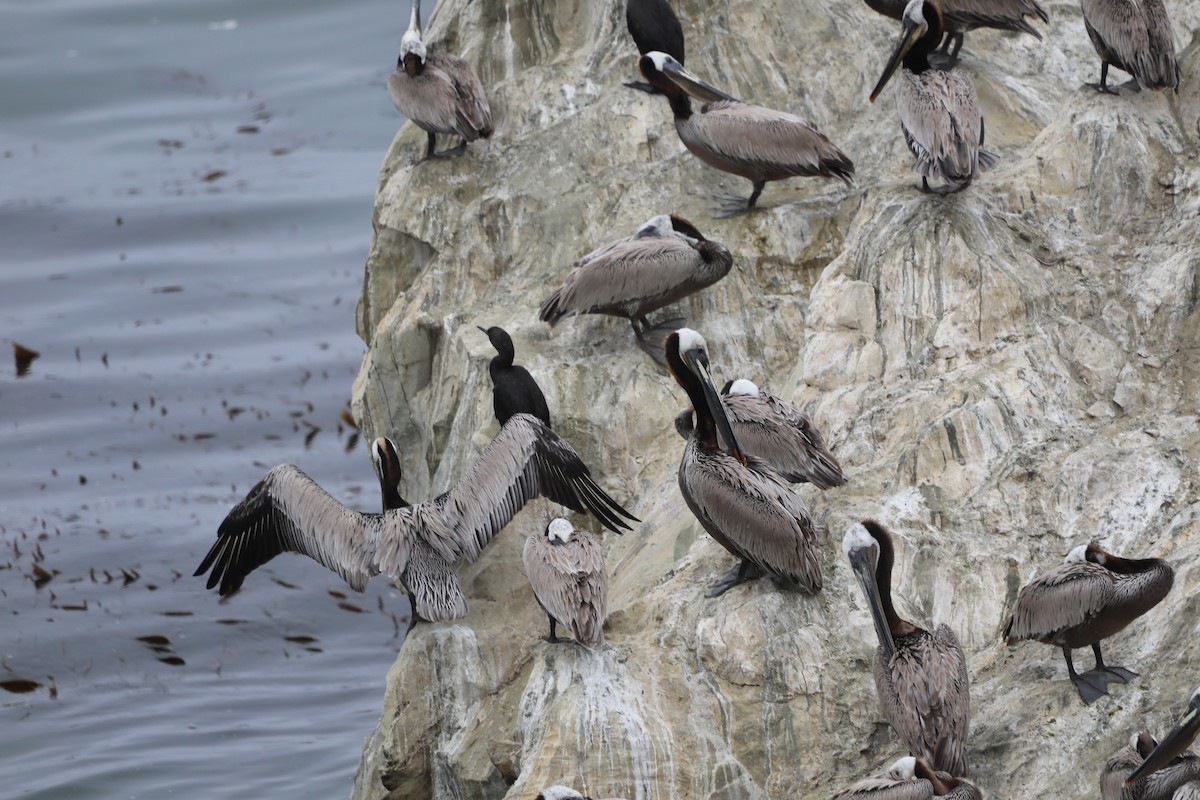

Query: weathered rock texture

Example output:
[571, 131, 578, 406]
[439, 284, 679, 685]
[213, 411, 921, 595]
[349, 0, 1200, 798]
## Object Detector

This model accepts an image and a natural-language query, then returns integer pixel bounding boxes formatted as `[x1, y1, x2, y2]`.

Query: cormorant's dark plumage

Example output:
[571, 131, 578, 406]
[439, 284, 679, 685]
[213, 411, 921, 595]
[479, 326, 551, 428]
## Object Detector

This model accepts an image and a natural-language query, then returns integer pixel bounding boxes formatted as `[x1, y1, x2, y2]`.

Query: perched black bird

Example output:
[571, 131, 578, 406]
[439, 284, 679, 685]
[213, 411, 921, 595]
[478, 326, 552, 427]
[625, 0, 685, 93]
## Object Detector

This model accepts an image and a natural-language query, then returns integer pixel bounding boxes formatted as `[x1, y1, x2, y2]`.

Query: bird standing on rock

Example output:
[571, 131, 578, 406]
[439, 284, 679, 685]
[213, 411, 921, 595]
[523, 518, 609, 649]
[479, 325, 551, 428]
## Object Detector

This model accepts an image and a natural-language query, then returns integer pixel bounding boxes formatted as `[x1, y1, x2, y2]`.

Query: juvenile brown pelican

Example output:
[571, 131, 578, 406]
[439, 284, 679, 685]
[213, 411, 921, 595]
[522, 518, 607, 648]
[1125, 688, 1200, 791]
[372, 437, 467, 624]
[667, 328, 822, 597]
[386, 1, 493, 160]
[625, 0, 685, 93]
[478, 326, 551, 427]
[538, 214, 732, 362]
[861, 0, 1047, 61]
[843, 520, 970, 776]
[1101, 728, 1200, 800]
[195, 414, 637, 603]
[833, 756, 982, 799]
[1002, 542, 1173, 704]
[638, 52, 854, 216]
[1080, 0, 1180, 93]
[675, 379, 846, 488]
[869, 0, 999, 194]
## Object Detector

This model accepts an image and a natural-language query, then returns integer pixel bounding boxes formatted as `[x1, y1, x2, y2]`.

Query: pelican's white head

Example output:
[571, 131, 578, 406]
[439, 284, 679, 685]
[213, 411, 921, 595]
[1064, 544, 1089, 563]
[676, 327, 706, 355]
[547, 518, 574, 543]
[645, 50, 678, 74]
[888, 756, 917, 780]
[902, 0, 927, 28]
[536, 787, 587, 800]
[726, 379, 759, 397]
[636, 214, 673, 238]
[842, 522, 877, 562]
[400, 30, 426, 62]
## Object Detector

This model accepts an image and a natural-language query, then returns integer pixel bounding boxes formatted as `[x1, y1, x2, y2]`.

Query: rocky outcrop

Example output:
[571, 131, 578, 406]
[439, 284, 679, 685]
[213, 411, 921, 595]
[349, 0, 1200, 798]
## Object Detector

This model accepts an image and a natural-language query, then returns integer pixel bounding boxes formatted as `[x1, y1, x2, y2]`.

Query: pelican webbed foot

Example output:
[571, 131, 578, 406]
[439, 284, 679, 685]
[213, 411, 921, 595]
[623, 80, 661, 94]
[705, 560, 764, 598]
[1087, 63, 1121, 95]
[713, 180, 765, 218]
[1089, 642, 1138, 685]
[542, 616, 563, 644]
[633, 317, 685, 367]
[1063, 646, 1109, 705]
[432, 140, 469, 159]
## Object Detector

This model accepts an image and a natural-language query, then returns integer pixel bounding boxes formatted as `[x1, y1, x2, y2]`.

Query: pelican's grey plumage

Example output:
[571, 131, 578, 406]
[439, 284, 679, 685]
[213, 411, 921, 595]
[523, 518, 608, 648]
[1125, 688, 1200, 790]
[870, 0, 999, 194]
[843, 520, 970, 776]
[386, 1, 493, 160]
[195, 414, 637, 609]
[833, 756, 982, 799]
[667, 328, 822, 598]
[638, 51, 853, 216]
[625, 0, 685, 93]
[1101, 729, 1200, 800]
[539, 214, 732, 361]
[862, 0, 1047, 60]
[1081, 0, 1180, 93]
[1002, 542, 1173, 704]
[675, 379, 846, 488]
[371, 437, 467, 624]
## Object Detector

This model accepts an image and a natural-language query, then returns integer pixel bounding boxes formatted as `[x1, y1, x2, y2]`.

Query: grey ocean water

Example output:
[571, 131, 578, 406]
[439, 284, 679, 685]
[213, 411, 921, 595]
[1, 0, 434, 796]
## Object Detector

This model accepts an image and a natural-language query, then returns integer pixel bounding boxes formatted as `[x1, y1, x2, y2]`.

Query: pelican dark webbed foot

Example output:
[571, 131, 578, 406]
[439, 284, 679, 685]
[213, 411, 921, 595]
[1087, 642, 1139, 685]
[1064, 646, 1110, 704]
[633, 317, 686, 366]
[433, 140, 469, 158]
[543, 617, 563, 644]
[713, 181, 766, 218]
[706, 560, 764, 598]
[1086, 64, 1121, 94]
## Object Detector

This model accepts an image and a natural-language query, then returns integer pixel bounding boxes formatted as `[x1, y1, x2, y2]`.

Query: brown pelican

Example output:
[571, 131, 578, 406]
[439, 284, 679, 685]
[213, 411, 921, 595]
[666, 328, 822, 597]
[861, 0, 1047, 61]
[843, 520, 971, 776]
[1125, 688, 1200, 792]
[674, 379, 846, 488]
[538, 214, 732, 362]
[386, 1, 493, 160]
[833, 756, 982, 799]
[869, 0, 999, 194]
[1080, 0, 1180, 93]
[1101, 728, 1200, 800]
[1002, 542, 1173, 704]
[638, 52, 854, 216]
[522, 518, 607, 648]
[625, 0, 685, 93]
[372, 437, 467, 625]
[195, 414, 637, 604]
[478, 326, 551, 427]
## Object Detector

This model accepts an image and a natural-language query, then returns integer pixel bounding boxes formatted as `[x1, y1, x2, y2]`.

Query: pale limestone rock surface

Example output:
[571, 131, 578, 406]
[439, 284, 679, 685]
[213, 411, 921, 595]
[348, 0, 1200, 798]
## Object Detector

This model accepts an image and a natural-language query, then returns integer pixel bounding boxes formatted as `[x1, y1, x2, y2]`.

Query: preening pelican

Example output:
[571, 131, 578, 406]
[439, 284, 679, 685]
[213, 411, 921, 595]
[479, 326, 551, 427]
[861, 0, 1047, 61]
[386, 1, 493, 160]
[523, 518, 608, 648]
[1002, 542, 1173, 704]
[638, 51, 854, 216]
[1100, 728, 1200, 800]
[1080, 0, 1180, 92]
[675, 378, 846, 488]
[538, 214, 732, 363]
[666, 328, 822, 597]
[625, 0, 685, 93]
[1125, 688, 1200, 791]
[833, 756, 982, 799]
[195, 415, 637, 607]
[869, 0, 999, 194]
[843, 520, 971, 776]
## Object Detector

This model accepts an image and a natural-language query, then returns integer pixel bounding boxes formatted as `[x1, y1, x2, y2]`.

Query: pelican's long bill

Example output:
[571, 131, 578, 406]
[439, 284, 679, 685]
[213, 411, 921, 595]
[869, 11, 928, 102]
[642, 51, 739, 104]
[680, 341, 745, 462]
[1127, 695, 1200, 784]
[844, 524, 897, 661]
[407, 0, 421, 33]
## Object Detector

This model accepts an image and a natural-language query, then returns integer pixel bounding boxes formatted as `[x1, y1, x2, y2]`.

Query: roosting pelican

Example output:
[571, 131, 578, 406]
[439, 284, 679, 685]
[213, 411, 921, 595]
[1080, 0, 1180, 93]
[833, 756, 982, 799]
[1100, 728, 1200, 800]
[386, 1, 493, 160]
[625, 0, 686, 93]
[538, 214, 732, 363]
[195, 415, 637, 606]
[1124, 688, 1200, 793]
[674, 378, 846, 488]
[861, 0, 1047, 61]
[479, 326, 551, 427]
[638, 51, 854, 216]
[523, 518, 608, 648]
[666, 328, 822, 597]
[869, 0, 999, 194]
[843, 520, 971, 776]
[1002, 542, 1173, 704]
